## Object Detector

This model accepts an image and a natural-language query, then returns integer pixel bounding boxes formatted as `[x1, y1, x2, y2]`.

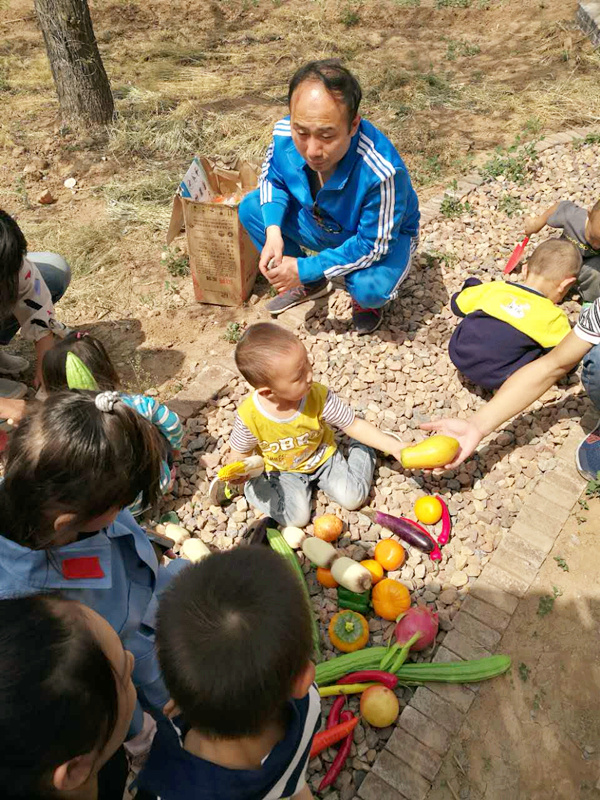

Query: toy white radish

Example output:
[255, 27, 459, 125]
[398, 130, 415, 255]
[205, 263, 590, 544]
[162, 523, 191, 546]
[331, 557, 372, 593]
[181, 539, 211, 563]
[302, 537, 337, 569]
[281, 526, 306, 550]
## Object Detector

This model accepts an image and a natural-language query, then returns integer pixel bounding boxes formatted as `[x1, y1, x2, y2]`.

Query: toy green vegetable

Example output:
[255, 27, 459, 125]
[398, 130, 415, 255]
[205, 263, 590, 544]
[267, 528, 321, 659]
[315, 649, 511, 685]
[337, 586, 371, 613]
[65, 352, 99, 390]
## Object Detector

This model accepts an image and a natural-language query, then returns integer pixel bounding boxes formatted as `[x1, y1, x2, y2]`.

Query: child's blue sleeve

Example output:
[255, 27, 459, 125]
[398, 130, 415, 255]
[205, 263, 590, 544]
[121, 394, 184, 449]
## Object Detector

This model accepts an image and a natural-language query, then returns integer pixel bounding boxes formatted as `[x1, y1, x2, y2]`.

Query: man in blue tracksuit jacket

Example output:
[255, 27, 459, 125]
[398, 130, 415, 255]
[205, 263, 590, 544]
[239, 60, 420, 335]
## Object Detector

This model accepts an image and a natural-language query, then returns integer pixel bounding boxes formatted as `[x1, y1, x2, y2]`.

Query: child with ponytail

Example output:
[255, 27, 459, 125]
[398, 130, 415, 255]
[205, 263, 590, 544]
[0, 391, 188, 736]
[42, 330, 183, 515]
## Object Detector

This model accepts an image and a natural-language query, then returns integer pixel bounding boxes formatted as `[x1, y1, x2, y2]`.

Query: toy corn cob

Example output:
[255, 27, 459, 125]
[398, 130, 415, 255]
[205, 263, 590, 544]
[217, 455, 264, 482]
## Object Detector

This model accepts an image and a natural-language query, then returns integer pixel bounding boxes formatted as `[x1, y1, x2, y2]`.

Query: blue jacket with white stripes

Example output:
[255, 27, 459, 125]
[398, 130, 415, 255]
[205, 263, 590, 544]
[259, 116, 420, 283]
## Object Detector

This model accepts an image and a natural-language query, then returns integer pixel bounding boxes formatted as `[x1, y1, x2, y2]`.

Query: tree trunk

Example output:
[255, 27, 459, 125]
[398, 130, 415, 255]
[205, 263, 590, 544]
[34, 0, 114, 128]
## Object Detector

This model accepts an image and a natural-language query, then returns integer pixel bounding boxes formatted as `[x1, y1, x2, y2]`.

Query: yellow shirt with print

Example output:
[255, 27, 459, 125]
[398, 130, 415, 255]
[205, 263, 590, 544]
[237, 382, 336, 473]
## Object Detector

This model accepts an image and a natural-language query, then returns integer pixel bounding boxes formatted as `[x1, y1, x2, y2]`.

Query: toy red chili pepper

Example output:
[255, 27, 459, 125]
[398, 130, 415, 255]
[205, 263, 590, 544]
[435, 496, 452, 547]
[398, 516, 442, 561]
[318, 711, 355, 792]
[336, 670, 398, 690]
[310, 716, 358, 759]
[326, 696, 346, 729]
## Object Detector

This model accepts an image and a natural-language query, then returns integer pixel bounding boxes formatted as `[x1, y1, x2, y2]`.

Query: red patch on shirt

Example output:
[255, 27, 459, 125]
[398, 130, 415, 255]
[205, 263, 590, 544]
[586, 433, 600, 444]
[62, 556, 105, 580]
[25, 270, 31, 280]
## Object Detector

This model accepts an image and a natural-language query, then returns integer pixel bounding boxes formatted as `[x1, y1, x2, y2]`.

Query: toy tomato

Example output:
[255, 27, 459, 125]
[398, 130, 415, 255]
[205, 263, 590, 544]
[360, 559, 384, 584]
[372, 579, 411, 621]
[414, 496, 443, 525]
[374, 540, 405, 571]
[316, 567, 339, 588]
[328, 610, 369, 653]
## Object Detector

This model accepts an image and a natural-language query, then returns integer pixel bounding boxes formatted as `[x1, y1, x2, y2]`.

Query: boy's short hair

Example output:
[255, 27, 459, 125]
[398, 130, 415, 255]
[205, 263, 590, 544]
[235, 322, 302, 388]
[156, 546, 313, 738]
[527, 239, 582, 282]
[589, 199, 600, 228]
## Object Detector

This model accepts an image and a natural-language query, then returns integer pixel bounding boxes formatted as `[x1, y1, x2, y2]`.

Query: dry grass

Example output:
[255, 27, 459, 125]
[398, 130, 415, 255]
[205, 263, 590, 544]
[1, 0, 600, 339]
[24, 219, 124, 278]
[97, 0, 600, 189]
[103, 168, 178, 227]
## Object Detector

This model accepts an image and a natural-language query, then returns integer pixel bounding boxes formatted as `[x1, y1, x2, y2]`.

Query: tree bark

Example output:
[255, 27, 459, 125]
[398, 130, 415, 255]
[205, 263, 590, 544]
[34, 0, 114, 128]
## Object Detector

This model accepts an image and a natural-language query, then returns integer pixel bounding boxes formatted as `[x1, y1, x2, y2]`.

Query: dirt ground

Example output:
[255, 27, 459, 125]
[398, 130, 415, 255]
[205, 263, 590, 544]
[2, 0, 600, 396]
[427, 494, 600, 800]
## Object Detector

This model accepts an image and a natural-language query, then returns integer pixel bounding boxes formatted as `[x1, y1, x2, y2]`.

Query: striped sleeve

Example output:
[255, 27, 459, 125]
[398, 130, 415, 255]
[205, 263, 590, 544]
[125, 395, 183, 449]
[297, 132, 408, 283]
[259, 119, 292, 229]
[229, 413, 259, 453]
[264, 684, 322, 800]
[322, 389, 355, 430]
[574, 299, 600, 345]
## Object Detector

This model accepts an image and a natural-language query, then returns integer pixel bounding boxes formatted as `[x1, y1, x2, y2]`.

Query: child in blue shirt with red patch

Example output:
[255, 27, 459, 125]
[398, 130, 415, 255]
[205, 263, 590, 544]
[0, 391, 189, 738]
[137, 546, 321, 800]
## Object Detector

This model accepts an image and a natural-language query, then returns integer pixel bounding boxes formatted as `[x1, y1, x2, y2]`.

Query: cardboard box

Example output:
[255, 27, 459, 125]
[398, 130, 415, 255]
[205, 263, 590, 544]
[167, 156, 260, 307]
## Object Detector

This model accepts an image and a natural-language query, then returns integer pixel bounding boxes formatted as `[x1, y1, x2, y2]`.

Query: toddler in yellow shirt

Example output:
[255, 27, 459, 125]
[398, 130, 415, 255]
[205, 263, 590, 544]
[212, 323, 406, 526]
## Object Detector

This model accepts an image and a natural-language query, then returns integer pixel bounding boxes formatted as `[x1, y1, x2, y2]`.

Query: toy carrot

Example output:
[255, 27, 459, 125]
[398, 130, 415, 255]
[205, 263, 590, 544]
[310, 716, 358, 758]
[318, 711, 355, 791]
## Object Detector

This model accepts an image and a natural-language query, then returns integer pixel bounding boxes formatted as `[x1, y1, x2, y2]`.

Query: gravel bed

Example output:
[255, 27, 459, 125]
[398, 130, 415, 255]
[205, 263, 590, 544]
[154, 138, 599, 797]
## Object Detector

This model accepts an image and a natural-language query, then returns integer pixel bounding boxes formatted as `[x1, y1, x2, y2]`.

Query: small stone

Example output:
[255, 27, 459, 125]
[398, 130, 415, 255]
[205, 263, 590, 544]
[439, 588, 458, 605]
[450, 571, 468, 587]
[37, 189, 56, 205]
[64, 177, 77, 189]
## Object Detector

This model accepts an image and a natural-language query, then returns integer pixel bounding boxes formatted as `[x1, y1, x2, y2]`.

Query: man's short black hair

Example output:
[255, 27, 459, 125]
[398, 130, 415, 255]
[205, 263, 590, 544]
[288, 59, 362, 125]
[156, 546, 314, 738]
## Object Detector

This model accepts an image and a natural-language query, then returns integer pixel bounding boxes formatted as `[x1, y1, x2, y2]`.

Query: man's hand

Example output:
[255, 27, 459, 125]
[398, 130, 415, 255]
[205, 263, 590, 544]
[269, 256, 301, 293]
[0, 398, 26, 426]
[34, 333, 56, 389]
[523, 215, 544, 237]
[420, 418, 484, 468]
[259, 225, 284, 277]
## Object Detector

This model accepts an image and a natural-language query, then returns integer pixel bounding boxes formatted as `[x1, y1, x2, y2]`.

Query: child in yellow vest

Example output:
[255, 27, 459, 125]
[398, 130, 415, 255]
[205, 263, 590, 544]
[211, 323, 406, 526]
[449, 239, 581, 390]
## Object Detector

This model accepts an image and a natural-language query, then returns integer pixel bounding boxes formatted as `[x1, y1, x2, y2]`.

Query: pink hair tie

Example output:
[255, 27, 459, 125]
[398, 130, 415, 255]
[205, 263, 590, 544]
[76, 331, 89, 340]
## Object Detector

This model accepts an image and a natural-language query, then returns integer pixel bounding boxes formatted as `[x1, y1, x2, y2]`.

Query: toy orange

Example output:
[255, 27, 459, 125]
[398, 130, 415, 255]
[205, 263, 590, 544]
[360, 559, 384, 584]
[316, 567, 339, 588]
[328, 610, 369, 652]
[414, 496, 443, 525]
[374, 540, 405, 571]
[372, 578, 411, 621]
